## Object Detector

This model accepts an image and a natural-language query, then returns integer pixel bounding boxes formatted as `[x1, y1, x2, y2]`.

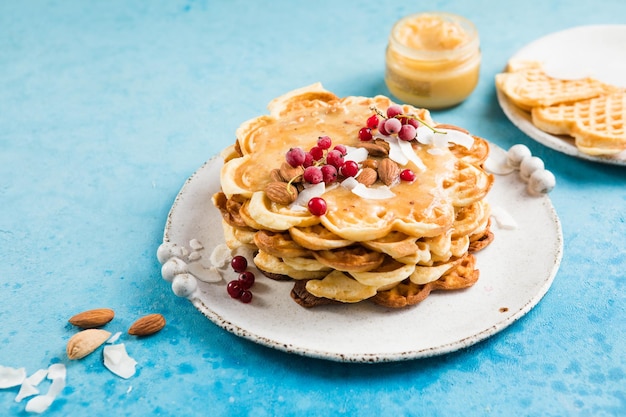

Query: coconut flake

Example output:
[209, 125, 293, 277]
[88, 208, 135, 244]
[24, 364, 66, 414]
[25, 369, 47, 386]
[340, 176, 359, 190]
[107, 331, 122, 344]
[25, 394, 54, 414]
[490, 205, 518, 230]
[397, 139, 427, 171]
[46, 364, 65, 381]
[189, 238, 203, 250]
[15, 381, 39, 402]
[417, 126, 474, 150]
[209, 244, 231, 268]
[351, 184, 396, 200]
[443, 129, 474, 149]
[484, 145, 516, 175]
[381, 135, 409, 166]
[0, 366, 26, 389]
[103, 344, 137, 379]
[344, 146, 368, 163]
[290, 182, 325, 208]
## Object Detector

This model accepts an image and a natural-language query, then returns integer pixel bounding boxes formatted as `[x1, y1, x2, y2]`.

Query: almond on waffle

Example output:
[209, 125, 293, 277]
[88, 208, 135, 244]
[214, 83, 494, 309]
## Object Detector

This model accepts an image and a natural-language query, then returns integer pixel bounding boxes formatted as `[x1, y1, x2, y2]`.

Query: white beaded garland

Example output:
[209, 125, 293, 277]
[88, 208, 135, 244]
[172, 273, 198, 298]
[161, 257, 189, 282]
[506, 144, 532, 168]
[528, 169, 556, 195]
[519, 156, 545, 181]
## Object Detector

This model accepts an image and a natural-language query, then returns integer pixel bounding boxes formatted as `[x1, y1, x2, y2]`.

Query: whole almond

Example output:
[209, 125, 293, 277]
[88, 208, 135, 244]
[269, 169, 284, 182]
[358, 139, 390, 157]
[69, 308, 115, 328]
[378, 158, 400, 186]
[265, 181, 298, 205]
[128, 313, 166, 336]
[356, 167, 378, 186]
[66, 329, 111, 360]
[279, 161, 304, 183]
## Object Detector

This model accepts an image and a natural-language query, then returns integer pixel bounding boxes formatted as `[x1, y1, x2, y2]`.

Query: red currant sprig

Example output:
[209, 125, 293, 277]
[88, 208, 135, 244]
[282, 136, 357, 216]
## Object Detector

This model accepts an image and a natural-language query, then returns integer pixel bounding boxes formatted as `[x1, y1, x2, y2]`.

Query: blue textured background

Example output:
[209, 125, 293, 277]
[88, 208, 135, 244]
[1, 1, 625, 416]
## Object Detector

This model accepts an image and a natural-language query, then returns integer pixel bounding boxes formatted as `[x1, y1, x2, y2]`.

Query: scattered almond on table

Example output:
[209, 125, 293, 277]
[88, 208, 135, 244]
[68, 308, 115, 328]
[128, 313, 166, 336]
[66, 329, 111, 360]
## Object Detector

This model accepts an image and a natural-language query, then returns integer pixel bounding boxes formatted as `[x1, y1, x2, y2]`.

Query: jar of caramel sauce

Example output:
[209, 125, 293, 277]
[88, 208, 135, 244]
[385, 12, 481, 109]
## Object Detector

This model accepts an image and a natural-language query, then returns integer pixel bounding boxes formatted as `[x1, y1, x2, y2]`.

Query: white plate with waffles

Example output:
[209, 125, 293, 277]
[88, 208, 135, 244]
[159, 148, 563, 363]
[497, 24, 626, 165]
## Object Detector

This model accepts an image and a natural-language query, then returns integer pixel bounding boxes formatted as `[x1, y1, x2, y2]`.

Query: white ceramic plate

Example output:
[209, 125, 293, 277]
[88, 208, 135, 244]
[497, 24, 626, 166]
[160, 153, 562, 362]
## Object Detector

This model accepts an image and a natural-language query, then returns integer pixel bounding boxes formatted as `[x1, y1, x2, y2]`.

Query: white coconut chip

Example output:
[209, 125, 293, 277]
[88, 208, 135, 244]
[103, 344, 137, 379]
[25, 369, 47, 386]
[351, 184, 395, 200]
[107, 331, 123, 344]
[397, 138, 427, 171]
[24, 364, 66, 414]
[189, 238, 203, 250]
[290, 182, 325, 208]
[15, 381, 39, 402]
[484, 145, 516, 175]
[340, 176, 359, 190]
[0, 366, 26, 389]
[343, 146, 368, 163]
[14, 368, 47, 402]
[209, 243, 231, 268]
[417, 126, 474, 151]
[490, 205, 518, 230]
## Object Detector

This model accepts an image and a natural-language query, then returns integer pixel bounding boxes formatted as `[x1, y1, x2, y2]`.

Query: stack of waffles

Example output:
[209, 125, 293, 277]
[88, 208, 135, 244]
[213, 84, 494, 308]
[496, 60, 626, 156]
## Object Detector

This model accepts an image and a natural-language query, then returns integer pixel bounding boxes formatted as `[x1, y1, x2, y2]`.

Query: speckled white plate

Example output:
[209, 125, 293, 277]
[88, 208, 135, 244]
[160, 151, 562, 362]
[497, 24, 626, 166]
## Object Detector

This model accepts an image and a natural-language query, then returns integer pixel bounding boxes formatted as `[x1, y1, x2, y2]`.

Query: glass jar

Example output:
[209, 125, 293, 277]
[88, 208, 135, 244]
[385, 12, 481, 109]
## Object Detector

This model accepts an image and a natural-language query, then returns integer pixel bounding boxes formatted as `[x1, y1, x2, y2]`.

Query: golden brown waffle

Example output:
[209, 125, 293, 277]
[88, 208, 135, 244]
[496, 60, 625, 156]
[214, 84, 494, 308]
[532, 92, 626, 155]
[371, 253, 479, 308]
[495, 61, 612, 110]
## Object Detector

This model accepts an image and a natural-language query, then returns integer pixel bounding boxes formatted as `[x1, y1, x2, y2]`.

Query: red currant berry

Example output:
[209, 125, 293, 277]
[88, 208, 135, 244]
[358, 127, 373, 141]
[321, 164, 338, 184]
[230, 255, 248, 273]
[384, 118, 402, 135]
[398, 124, 416, 141]
[303, 166, 323, 184]
[400, 169, 416, 182]
[366, 114, 379, 129]
[240, 290, 253, 303]
[407, 118, 419, 129]
[309, 146, 324, 161]
[308, 197, 327, 216]
[285, 147, 306, 167]
[238, 271, 255, 289]
[386, 104, 403, 118]
[378, 119, 390, 136]
[317, 136, 332, 150]
[227, 280, 243, 298]
[303, 152, 314, 167]
[326, 149, 344, 168]
[333, 144, 347, 156]
[340, 160, 359, 177]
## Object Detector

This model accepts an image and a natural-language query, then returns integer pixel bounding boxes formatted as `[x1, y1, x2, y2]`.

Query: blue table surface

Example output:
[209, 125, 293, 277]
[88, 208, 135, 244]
[2, 1, 625, 416]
